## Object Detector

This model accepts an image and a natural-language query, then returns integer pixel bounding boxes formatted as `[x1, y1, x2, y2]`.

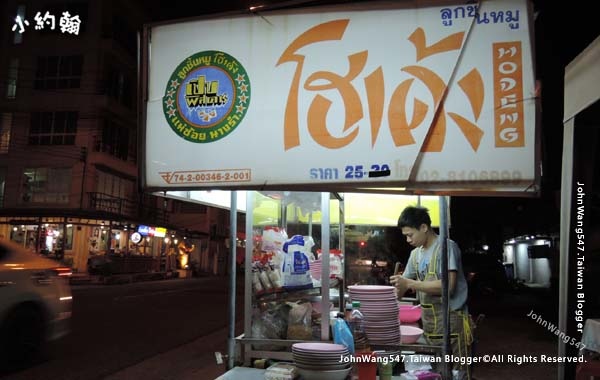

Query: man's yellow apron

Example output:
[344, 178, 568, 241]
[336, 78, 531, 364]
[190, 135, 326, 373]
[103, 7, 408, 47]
[412, 243, 473, 380]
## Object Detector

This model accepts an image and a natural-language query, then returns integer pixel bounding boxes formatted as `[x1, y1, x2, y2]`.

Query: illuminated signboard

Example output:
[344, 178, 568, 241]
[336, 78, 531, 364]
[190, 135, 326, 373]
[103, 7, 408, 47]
[154, 227, 167, 238]
[138, 225, 150, 236]
[143, 0, 539, 195]
[137, 225, 167, 237]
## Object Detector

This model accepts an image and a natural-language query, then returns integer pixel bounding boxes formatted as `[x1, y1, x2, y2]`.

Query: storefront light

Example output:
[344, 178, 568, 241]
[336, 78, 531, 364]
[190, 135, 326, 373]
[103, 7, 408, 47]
[66, 224, 73, 228]
[164, 237, 170, 244]
[12, 226, 17, 232]
[174, 239, 178, 244]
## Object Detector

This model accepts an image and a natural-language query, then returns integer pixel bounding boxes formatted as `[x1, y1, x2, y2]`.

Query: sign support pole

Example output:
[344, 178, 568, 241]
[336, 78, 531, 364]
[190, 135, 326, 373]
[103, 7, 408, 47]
[227, 191, 237, 370]
[439, 195, 451, 380]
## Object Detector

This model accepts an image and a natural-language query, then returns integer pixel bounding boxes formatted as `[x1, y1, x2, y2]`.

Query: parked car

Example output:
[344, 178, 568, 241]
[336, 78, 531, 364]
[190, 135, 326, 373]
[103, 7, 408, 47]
[0, 238, 72, 370]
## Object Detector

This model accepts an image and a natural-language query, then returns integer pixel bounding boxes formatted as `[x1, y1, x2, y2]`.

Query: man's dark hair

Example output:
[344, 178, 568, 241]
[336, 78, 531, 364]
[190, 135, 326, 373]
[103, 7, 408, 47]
[398, 206, 431, 229]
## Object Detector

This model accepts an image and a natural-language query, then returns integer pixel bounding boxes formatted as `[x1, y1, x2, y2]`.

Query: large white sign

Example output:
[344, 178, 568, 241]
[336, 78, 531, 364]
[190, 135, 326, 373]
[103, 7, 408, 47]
[143, 0, 538, 194]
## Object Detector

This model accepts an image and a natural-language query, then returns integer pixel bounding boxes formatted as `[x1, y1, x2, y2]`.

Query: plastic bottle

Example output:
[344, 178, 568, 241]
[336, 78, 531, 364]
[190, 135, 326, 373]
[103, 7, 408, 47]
[266, 265, 282, 290]
[345, 302, 353, 321]
[350, 301, 371, 353]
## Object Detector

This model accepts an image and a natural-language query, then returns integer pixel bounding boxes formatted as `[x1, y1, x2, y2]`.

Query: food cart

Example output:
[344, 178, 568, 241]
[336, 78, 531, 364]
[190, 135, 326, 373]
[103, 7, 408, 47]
[140, 0, 539, 378]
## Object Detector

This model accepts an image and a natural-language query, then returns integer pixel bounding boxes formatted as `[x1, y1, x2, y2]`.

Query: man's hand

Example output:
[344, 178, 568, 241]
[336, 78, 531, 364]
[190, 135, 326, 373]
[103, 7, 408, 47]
[390, 275, 412, 298]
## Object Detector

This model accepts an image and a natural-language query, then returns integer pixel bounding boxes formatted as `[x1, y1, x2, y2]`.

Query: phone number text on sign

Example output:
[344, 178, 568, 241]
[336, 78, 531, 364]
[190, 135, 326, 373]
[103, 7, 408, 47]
[160, 169, 252, 184]
[395, 165, 524, 183]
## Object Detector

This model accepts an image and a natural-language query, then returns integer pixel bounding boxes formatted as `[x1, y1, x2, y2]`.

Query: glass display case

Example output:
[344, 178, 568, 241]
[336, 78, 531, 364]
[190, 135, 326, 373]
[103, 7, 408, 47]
[238, 191, 345, 365]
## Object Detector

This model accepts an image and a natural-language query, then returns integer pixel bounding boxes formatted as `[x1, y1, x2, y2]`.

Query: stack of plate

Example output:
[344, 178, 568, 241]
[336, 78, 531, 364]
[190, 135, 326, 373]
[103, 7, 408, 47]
[348, 285, 400, 345]
[292, 342, 351, 372]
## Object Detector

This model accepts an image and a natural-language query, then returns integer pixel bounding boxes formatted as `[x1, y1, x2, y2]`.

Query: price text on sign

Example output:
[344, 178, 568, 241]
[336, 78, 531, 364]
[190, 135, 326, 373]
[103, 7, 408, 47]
[159, 169, 252, 184]
[310, 163, 391, 180]
[309, 164, 523, 183]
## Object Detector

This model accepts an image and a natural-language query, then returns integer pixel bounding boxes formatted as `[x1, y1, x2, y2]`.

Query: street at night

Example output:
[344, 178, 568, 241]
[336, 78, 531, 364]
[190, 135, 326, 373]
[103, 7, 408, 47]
[0, 276, 244, 380]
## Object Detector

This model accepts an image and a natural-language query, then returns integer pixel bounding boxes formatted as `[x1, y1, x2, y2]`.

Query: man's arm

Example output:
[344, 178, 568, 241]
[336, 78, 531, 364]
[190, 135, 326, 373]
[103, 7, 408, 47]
[404, 271, 457, 295]
[391, 271, 457, 296]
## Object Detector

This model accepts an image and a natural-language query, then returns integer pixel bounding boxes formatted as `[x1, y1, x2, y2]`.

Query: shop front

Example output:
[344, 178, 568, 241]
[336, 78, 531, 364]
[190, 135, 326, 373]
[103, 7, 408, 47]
[1, 217, 75, 264]
[0, 216, 197, 275]
[86, 223, 200, 275]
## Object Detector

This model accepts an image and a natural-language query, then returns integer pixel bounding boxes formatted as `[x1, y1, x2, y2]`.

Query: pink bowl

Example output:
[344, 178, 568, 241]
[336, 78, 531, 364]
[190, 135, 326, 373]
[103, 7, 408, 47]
[400, 325, 423, 344]
[398, 304, 421, 323]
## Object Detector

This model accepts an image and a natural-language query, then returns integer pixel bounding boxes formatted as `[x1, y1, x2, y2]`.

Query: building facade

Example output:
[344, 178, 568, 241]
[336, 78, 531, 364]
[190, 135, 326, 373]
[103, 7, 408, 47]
[0, 0, 239, 275]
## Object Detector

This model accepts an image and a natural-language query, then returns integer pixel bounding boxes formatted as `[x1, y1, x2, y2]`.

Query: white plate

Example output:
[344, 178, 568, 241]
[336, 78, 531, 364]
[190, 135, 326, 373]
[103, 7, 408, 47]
[292, 342, 348, 352]
[349, 285, 395, 292]
[293, 352, 347, 361]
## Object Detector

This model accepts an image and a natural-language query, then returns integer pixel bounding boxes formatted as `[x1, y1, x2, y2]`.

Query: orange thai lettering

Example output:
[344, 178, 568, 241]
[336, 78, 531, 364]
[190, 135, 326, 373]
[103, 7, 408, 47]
[276, 19, 350, 150]
[304, 51, 367, 148]
[277, 20, 487, 152]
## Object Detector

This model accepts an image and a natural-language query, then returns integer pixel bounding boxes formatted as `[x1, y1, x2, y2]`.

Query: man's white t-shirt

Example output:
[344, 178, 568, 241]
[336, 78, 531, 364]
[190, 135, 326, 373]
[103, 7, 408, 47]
[402, 237, 469, 311]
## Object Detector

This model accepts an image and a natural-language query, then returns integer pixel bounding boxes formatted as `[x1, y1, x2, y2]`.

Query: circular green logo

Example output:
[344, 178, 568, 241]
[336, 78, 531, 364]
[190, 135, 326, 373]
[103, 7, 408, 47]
[163, 51, 250, 143]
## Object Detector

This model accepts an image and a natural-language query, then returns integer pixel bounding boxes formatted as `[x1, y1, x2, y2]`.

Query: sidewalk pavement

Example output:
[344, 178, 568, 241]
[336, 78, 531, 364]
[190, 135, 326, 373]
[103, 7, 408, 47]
[103, 321, 240, 380]
[69, 270, 196, 286]
[71, 271, 236, 380]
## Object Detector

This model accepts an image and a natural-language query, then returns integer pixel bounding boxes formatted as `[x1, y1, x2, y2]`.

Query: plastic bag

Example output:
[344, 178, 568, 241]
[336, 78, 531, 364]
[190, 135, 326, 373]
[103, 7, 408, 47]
[265, 362, 299, 380]
[287, 302, 313, 340]
[262, 227, 288, 251]
[281, 235, 313, 290]
[332, 318, 355, 354]
[251, 304, 290, 351]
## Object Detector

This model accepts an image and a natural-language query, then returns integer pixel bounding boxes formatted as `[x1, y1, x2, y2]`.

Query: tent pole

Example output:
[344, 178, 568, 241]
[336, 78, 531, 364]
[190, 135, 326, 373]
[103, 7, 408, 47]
[227, 191, 237, 370]
[439, 195, 451, 380]
[558, 119, 575, 379]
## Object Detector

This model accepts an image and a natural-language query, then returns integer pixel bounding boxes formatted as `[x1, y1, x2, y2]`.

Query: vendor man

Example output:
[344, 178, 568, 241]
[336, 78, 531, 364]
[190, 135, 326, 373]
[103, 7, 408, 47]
[390, 206, 473, 380]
